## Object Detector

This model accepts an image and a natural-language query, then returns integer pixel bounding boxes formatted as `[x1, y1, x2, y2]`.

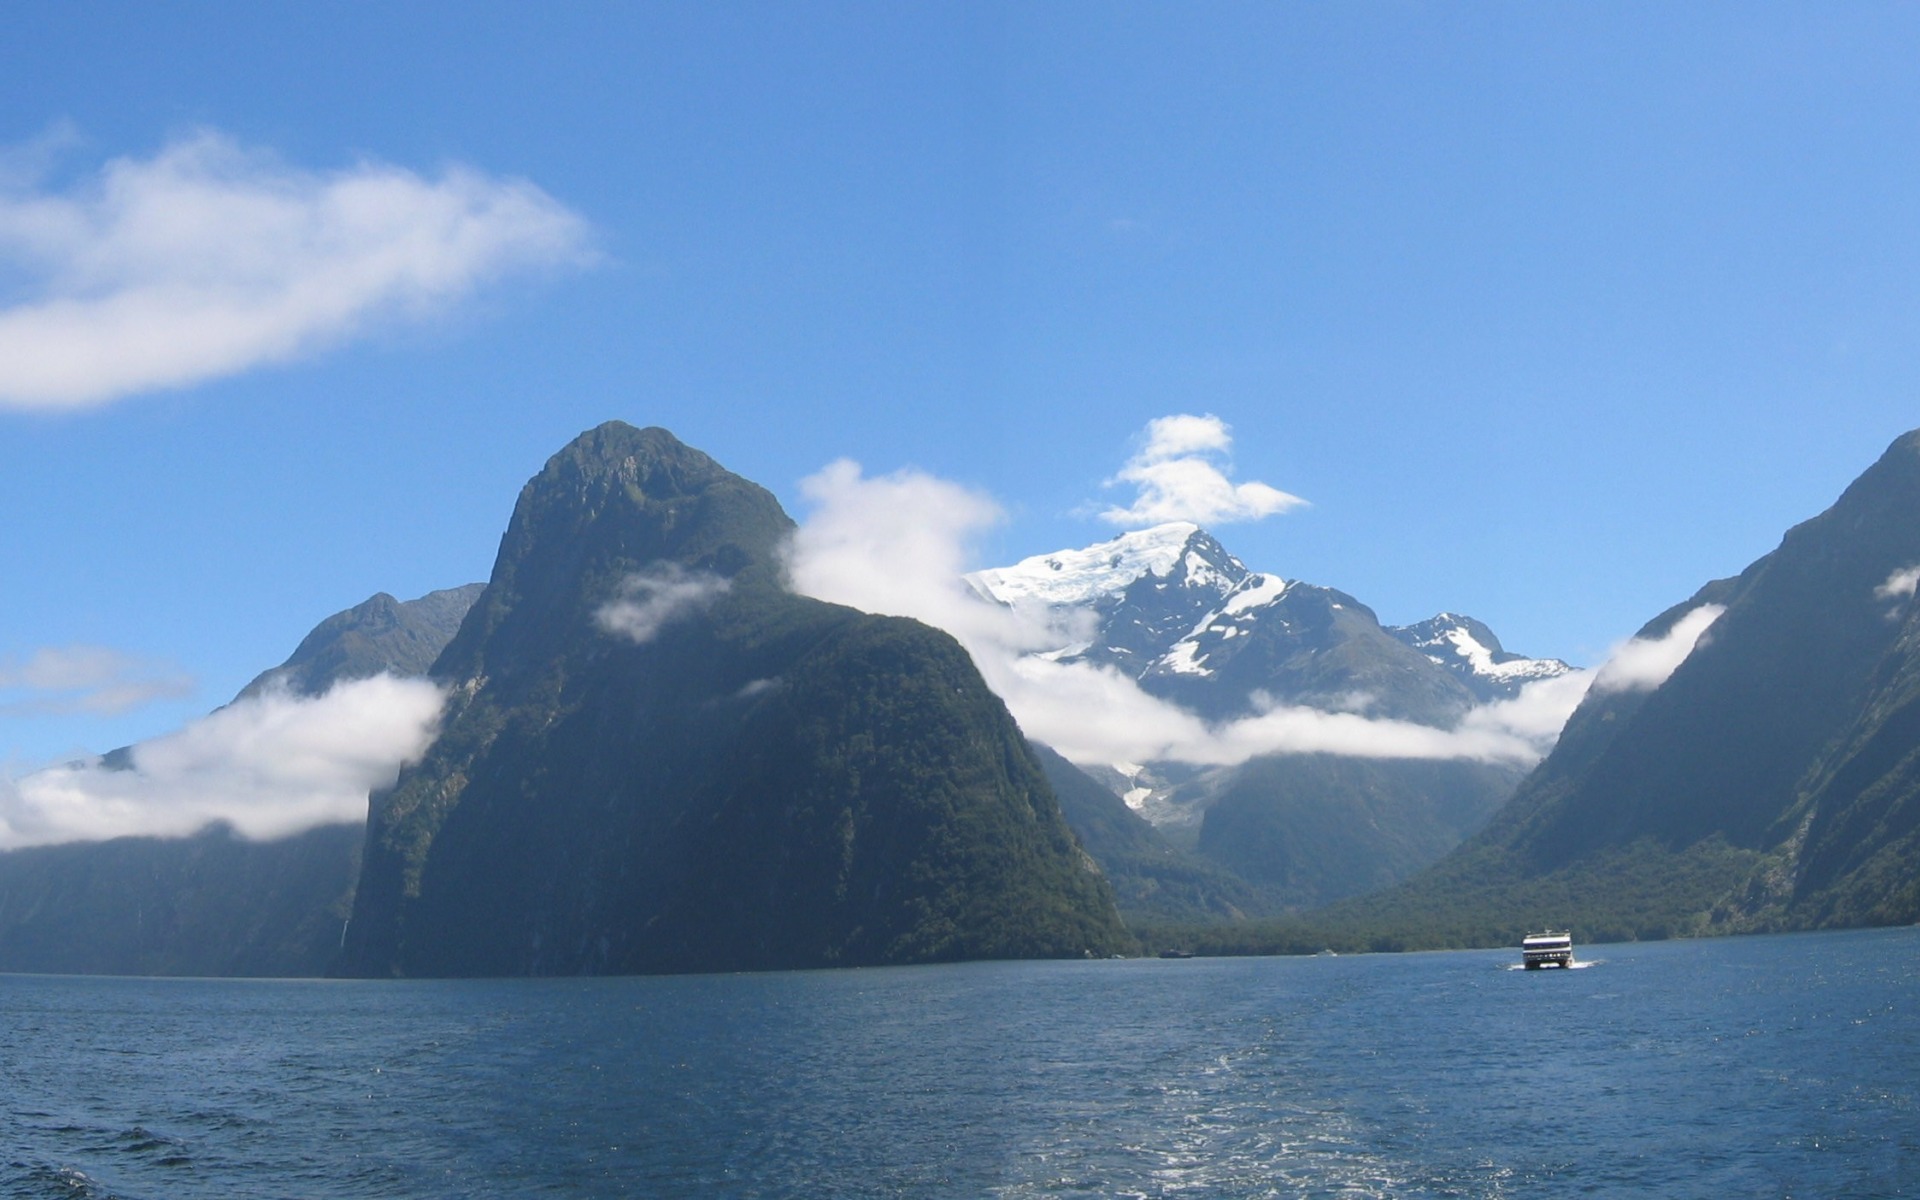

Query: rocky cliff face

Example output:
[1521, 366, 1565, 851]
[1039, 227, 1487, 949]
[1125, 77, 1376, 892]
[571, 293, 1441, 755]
[340, 422, 1130, 976]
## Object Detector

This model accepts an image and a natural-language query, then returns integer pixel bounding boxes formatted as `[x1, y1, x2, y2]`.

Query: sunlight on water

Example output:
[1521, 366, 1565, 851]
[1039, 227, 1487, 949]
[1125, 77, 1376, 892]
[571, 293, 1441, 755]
[3, 927, 1916, 1198]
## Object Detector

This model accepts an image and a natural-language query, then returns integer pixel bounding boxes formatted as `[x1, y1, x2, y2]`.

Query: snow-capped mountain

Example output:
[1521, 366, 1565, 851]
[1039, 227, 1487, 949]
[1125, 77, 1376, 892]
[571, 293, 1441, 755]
[969, 522, 1558, 908]
[968, 522, 1251, 676]
[1386, 613, 1571, 702]
[969, 522, 1562, 726]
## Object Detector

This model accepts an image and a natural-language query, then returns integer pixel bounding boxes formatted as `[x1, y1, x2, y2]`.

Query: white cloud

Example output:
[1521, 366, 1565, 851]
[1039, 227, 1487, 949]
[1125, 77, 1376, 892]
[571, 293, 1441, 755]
[0, 643, 195, 716]
[595, 564, 732, 644]
[0, 674, 444, 849]
[786, 462, 1753, 775]
[1875, 565, 1920, 603]
[1591, 604, 1725, 694]
[786, 460, 1096, 656]
[0, 130, 594, 410]
[1100, 413, 1306, 527]
[786, 458, 1557, 771]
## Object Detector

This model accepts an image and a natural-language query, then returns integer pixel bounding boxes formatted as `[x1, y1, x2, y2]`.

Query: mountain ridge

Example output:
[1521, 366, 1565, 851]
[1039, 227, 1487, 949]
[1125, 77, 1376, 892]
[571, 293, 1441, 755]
[969, 521, 1563, 908]
[1318, 428, 1920, 943]
[341, 422, 1133, 976]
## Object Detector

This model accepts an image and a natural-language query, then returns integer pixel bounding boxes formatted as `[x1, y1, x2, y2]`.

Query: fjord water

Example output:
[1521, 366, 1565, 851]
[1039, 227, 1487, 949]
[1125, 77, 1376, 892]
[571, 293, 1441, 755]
[4, 928, 1915, 1198]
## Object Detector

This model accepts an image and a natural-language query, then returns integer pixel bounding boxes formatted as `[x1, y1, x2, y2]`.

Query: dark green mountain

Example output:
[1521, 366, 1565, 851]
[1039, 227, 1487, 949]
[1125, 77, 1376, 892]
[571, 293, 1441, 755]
[1032, 743, 1265, 923]
[0, 585, 485, 977]
[969, 523, 1555, 916]
[1186, 754, 1525, 909]
[238, 584, 484, 700]
[340, 422, 1130, 976]
[1329, 428, 1920, 945]
[0, 825, 363, 977]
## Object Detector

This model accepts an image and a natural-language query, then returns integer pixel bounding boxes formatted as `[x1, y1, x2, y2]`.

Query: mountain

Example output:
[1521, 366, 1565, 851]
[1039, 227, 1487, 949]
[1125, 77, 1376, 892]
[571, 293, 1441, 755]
[1387, 613, 1572, 702]
[0, 825, 364, 977]
[340, 422, 1131, 977]
[968, 523, 1559, 907]
[0, 585, 485, 977]
[1031, 744, 1265, 924]
[1184, 755, 1528, 908]
[1333, 428, 1920, 944]
[970, 523, 1566, 725]
[238, 584, 484, 700]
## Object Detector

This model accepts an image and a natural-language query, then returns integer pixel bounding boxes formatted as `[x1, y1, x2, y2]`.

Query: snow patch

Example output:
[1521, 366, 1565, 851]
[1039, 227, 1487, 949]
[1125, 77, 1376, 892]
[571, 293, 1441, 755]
[1223, 572, 1289, 615]
[1158, 640, 1212, 676]
[967, 523, 1203, 608]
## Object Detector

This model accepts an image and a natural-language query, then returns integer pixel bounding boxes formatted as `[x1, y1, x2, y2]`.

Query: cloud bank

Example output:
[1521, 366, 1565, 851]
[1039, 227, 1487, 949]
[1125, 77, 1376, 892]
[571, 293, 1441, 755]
[1590, 604, 1725, 694]
[0, 130, 594, 409]
[1100, 413, 1307, 527]
[0, 674, 444, 849]
[0, 644, 195, 716]
[785, 449, 1728, 772]
[596, 564, 732, 644]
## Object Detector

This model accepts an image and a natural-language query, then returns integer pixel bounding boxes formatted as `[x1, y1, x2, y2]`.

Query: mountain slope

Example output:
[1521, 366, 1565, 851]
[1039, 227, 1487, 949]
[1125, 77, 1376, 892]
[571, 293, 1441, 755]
[340, 422, 1130, 977]
[238, 584, 483, 700]
[0, 586, 484, 977]
[970, 524, 1541, 725]
[0, 825, 363, 977]
[1186, 754, 1526, 908]
[1335, 429, 1920, 943]
[1032, 743, 1267, 923]
[1387, 613, 1572, 702]
[970, 523, 1557, 909]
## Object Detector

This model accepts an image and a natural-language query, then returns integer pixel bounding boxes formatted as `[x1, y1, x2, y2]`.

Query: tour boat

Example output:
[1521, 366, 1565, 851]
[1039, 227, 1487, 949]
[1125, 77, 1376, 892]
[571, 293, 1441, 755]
[1520, 931, 1574, 969]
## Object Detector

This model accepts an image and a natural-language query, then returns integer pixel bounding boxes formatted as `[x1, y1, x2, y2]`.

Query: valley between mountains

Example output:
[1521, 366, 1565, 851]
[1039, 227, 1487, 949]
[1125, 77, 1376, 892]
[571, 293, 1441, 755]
[4, 421, 1920, 975]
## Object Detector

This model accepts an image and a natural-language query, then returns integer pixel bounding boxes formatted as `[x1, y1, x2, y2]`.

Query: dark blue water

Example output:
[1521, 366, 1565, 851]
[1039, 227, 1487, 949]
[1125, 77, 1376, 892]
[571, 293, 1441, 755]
[3, 927, 1915, 1198]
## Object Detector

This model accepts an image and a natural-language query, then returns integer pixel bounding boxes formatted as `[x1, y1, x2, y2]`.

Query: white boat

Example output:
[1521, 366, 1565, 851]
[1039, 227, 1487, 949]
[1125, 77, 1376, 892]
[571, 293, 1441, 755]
[1520, 931, 1574, 969]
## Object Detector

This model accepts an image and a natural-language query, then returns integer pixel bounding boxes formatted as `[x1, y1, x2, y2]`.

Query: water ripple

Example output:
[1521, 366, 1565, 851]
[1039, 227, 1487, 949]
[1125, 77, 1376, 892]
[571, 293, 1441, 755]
[2, 928, 1918, 1197]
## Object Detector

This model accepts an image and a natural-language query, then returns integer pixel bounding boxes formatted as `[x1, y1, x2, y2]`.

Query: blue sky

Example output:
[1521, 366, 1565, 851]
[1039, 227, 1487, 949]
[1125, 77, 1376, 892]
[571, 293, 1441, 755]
[4, 2, 1919, 776]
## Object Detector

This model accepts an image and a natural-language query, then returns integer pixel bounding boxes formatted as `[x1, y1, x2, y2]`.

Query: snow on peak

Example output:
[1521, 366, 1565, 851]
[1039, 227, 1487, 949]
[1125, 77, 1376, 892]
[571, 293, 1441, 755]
[1394, 613, 1570, 684]
[1223, 572, 1290, 615]
[1141, 573, 1298, 680]
[967, 522, 1225, 608]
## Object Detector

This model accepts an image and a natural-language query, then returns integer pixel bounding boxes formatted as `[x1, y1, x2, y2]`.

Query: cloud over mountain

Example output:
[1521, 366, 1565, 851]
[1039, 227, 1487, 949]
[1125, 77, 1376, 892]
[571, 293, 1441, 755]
[596, 564, 732, 644]
[0, 674, 444, 849]
[789, 453, 1562, 768]
[786, 433, 1739, 772]
[0, 130, 593, 409]
[1591, 604, 1725, 694]
[1875, 565, 1920, 603]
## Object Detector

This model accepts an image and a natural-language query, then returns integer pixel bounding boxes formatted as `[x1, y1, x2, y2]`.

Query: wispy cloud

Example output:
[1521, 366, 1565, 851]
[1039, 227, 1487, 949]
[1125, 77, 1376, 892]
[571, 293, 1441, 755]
[0, 644, 195, 716]
[0, 129, 594, 410]
[1591, 604, 1725, 694]
[0, 674, 445, 849]
[1100, 413, 1306, 527]
[595, 564, 732, 644]
[1875, 565, 1920, 603]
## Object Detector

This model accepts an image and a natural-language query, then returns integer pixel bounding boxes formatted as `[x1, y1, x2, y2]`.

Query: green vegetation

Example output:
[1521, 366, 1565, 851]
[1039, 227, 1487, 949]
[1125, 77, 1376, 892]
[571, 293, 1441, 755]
[0, 825, 361, 976]
[343, 422, 1131, 977]
[25, 426, 1920, 978]
[1034, 742, 1267, 924]
[238, 584, 484, 700]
